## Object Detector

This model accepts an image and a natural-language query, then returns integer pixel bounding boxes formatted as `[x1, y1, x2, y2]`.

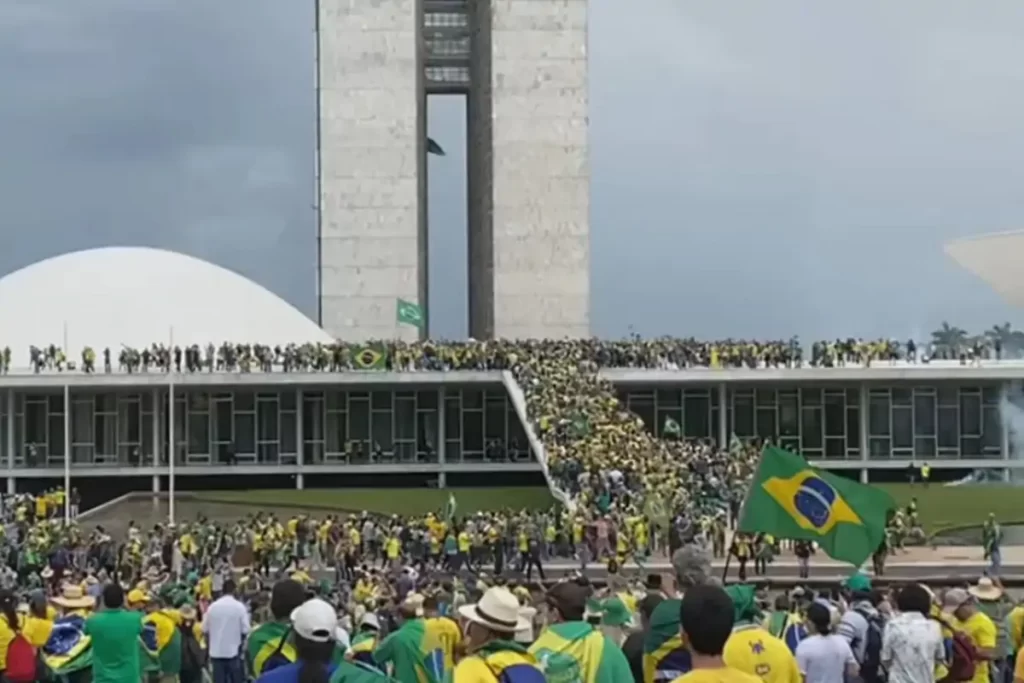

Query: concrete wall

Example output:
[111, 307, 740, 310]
[318, 0, 425, 342]
[469, 0, 590, 339]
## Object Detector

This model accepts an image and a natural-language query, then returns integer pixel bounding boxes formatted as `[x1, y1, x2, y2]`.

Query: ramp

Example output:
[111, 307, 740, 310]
[501, 371, 576, 512]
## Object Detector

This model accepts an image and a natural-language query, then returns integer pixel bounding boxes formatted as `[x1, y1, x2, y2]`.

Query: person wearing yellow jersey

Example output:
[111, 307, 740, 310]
[423, 595, 462, 678]
[195, 573, 214, 603]
[671, 584, 763, 683]
[944, 588, 997, 683]
[723, 586, 799, 683]
[452, 587, 541, 683]
[385, 534, 401, 570]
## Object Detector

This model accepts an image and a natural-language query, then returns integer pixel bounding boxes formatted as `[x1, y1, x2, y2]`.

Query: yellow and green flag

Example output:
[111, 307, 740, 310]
[737, 446, 893, 566]
[353, 344, 388, 370]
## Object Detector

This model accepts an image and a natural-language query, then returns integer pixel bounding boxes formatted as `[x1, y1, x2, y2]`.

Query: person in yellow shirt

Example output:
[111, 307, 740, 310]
[0, 591, 21, 669]
[22, 593, 54, 648]
[723, 586, 800, 683]
[672, 584, 763, 683]
[451, 586, 541, 683]
[944, 588, 997, 683]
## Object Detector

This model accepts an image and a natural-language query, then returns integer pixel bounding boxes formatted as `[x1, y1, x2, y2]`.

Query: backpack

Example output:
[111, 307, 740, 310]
[944, 629, 978, 682]
[853, 610, 885, 683]
[6, 633, 39, 683]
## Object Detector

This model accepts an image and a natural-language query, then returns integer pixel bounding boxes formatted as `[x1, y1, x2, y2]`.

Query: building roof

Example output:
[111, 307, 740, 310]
[944, 230, 1024, 307]
[0, 247, 331, 369]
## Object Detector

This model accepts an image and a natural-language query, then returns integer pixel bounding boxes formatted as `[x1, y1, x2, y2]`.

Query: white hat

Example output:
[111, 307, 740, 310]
[968, 577, 1003, 601]
[514, 605, 537, 644]
[458, 587, 530, 634]
[360, 612, 381, 630]
[291, 599, 338, 644]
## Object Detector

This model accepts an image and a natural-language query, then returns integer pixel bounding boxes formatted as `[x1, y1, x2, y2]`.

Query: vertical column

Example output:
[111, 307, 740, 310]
[151, 388, 160, 466]
[152, 475, 160, 493]
[5, 390, 13, 474]
[296, 389, 304, 490]
[1003, 381, 1011, 482]
[437, 388, 446, 488]
[470, 0, 590, 338]
[859, 384, 869, 483]
[717, 383, 728, 448]
[316, 0, 424, 340]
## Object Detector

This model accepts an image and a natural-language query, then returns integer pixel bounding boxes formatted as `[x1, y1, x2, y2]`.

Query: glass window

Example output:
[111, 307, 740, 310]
[445, 398, 461, 439]
[824, 395, 845, 437]
[371, 411, 393, 453]
[95, 413, 116, 457]
[371, 392, 392, 411]
[913, 393, 936, 436]
[892, 388, 912, 406]
[234, 413, 255, 455]
[938, 406, 958, 449]
[937, 386, 958, 407]
[48, 415, 63, 457]
[461, 390, 482, 411]
[778, 393, 798, 437]
[983, 386, 1000, 405]
[396, 398, 416, 441]
[801, 406, 822, 450]
[325, 412, 347, 455]
[121, 399, 141, 444]
[213, 400, 232, 444]
[983, 406, 1001, 452]
[756, 389, 776, 407]
[142, 410, 153, 458]
[756, 408, 776, 441]
[959, 393, 982, 437]
[631, 397, 656, 434]
[188, 412, 209, 455]
[485, 395, 506, 443]
[258, 400, 279, 441]
[280, 390, 296, 412]
[801, 388, 821, 407]
[326, 390, 345, 412]
[684, 395, 710, 439]
[348, 398, 370, 442]
[869, 437, 890, 458]
[847, 407, 860, 450]
[868, 395, 890, 436]
[462, 410, 483, 454]
[235, 391, 255, 413]
[657, 389, 681, 408]
[961, 436, 982, 458]
[915, 437, 936, 456]
[25, 400, 46, 446]
[418, 410, 438, 459]
[824, 437, 844, 458]
[846, 388, 860, 405]
[417, 390, 438, 410]
[280, 411, 297, 455]
[892, 407, 913, 449]
[72, 400, 93, 444]
[302, 396, 323, 442]
[732, 395, 754, 437]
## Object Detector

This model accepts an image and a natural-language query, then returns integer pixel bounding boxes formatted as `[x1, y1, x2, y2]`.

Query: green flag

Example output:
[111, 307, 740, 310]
[729, 433, 744, 457]
[353, 343, 387, 370]
[569, 413, 591, 438]
[396, 299, 425, 329]
[444, 492, 457, 522]
[737, 446, 894, 566]
[662, 416, 682, 438]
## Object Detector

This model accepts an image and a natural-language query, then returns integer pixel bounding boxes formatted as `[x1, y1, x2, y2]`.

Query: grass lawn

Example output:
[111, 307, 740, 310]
[192, 487, 556, 517]
[878, 484, 1024, 531]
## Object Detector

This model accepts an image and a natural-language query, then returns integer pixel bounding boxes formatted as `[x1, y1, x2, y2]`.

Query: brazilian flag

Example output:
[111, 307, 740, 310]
[738, 446, 894, 566]
[354, 344, 387, 370]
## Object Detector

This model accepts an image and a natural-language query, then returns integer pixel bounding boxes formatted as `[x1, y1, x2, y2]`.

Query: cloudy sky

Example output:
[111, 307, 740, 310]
[2, 0, 1024, 341]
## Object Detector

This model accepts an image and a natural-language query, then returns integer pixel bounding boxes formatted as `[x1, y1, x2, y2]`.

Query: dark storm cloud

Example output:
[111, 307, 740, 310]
[2, 0, 1023, 340]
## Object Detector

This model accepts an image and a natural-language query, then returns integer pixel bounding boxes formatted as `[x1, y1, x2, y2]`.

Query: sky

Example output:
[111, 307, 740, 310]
[2, 0, 1024, 341]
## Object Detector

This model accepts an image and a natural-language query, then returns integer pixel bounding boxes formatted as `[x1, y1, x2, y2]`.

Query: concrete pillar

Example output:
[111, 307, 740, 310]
[6, 478, 14, 495]
[152, 474, 160, 493]
[859, 383, 869, 464]
[438, 471, 447, 489]
[717, 383, 728, 448]
[6, 390, 14, 471]
[296, 389, 304, 467]
[437, 388, 446, 466]
[860, 469, 868, 484]
[296, 473, 305, 490]
[151, 388, 161, 466]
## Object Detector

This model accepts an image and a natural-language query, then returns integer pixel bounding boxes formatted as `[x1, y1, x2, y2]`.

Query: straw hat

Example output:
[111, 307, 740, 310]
[179, 604, 198, 621]
[457, 587, 530, 634]
[52, 585, 96, 610]
[968, 577, 1003, 601]
[40, 567, 54, 579]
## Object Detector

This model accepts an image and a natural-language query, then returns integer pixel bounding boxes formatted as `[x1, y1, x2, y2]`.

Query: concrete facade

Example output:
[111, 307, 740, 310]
[317, 0, 425, 342]
[468, 0, 591, 339]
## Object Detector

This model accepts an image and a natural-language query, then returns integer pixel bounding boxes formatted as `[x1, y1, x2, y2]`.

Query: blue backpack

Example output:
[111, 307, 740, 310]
[478, 654, 547, 683]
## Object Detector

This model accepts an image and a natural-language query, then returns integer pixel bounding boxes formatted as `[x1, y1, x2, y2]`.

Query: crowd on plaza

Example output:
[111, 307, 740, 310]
[0, 489, 1014, 683]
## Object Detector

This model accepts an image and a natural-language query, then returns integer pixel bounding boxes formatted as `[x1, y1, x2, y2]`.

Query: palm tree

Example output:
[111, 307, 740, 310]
[931, 321, 968, 353]
[986, 322, 1024, 354]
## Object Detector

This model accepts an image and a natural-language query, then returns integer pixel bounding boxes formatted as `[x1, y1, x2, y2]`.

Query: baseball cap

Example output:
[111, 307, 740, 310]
[291, 598, 338, 643]
[942, 588, 971, 614]
[546, 581, 592, 621]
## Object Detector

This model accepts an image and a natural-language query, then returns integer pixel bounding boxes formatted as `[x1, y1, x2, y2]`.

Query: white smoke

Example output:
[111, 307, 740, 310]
[999, 380, 1024, 484]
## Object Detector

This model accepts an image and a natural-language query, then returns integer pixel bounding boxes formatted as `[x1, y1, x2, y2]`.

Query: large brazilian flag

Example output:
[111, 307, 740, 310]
[43, 615, 160, 678]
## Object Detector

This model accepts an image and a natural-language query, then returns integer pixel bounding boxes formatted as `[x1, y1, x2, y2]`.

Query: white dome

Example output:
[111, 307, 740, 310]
[0, 247, 331, 369]
[945, 231, 1024, 307]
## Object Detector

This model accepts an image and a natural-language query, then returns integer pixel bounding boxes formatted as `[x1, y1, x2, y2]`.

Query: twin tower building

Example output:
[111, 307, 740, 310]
[316, 0, 590, 341]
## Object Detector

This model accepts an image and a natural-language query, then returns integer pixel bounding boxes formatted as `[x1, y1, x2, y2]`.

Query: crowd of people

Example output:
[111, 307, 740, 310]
[0, 496, 1012, 683]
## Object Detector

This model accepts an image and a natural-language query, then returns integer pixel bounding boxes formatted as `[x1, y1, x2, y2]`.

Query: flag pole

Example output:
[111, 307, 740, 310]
[168, 326, 175, 526]
[63, 382, 71, 524]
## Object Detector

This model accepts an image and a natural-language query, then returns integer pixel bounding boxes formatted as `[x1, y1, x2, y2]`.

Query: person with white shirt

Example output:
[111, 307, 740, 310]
[202, 579, 250, 683]
[797, 602, 859, 683]
[881, 584, 945, 683]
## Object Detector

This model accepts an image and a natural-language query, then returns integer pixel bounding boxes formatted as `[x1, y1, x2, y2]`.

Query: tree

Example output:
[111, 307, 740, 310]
[931, 321, 968, 352]
[986, 322, 1024, 353]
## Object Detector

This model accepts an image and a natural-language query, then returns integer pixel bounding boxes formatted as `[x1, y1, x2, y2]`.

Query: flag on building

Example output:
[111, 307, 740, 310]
[353, 344, 387, 370]
[737, 446, 894, 566]
[662, 416, 682, 438]
[396, 299, 425, 329]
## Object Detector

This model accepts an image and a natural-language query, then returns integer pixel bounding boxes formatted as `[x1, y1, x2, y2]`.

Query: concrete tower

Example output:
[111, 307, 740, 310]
[317, 0, 590, 341]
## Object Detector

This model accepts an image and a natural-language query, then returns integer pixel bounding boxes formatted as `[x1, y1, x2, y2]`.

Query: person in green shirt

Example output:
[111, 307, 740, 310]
[85, 584, 144, 683]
